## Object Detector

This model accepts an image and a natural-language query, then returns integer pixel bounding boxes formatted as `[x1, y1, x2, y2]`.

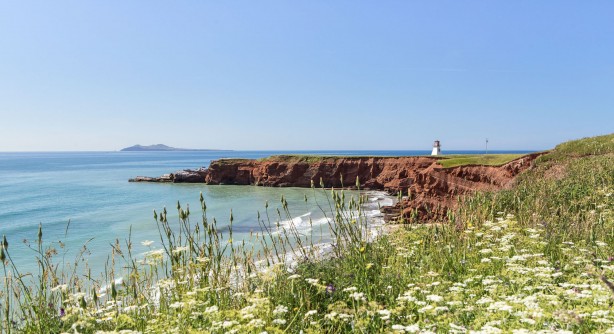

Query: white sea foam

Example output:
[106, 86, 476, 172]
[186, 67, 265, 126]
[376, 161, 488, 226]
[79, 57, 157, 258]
[273, 212, 334, 235]
[278, 190, 395, 260]
[145, 190, 396, 306]
[273, 191, 394, 236]
[98, 277, 125, 297]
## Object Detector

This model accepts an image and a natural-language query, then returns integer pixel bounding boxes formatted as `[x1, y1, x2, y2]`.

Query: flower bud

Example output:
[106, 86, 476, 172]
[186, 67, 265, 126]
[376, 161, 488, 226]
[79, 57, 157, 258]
[111, 281, 117, 300]
[38, 223, 43, 244]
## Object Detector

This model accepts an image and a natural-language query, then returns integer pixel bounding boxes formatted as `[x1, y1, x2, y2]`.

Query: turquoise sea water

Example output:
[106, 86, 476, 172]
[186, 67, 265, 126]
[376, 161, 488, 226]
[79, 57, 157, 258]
[0, 149, 532, 275]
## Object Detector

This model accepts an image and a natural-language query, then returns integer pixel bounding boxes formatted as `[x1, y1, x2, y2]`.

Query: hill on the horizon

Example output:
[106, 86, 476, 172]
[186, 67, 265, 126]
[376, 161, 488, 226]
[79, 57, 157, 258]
[121, 144, 223, 151]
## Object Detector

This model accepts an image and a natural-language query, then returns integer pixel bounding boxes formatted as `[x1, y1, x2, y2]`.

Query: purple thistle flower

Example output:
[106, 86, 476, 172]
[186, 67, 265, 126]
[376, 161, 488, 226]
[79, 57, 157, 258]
[60, 308, 65, 317]
[326, 283, 336, 295]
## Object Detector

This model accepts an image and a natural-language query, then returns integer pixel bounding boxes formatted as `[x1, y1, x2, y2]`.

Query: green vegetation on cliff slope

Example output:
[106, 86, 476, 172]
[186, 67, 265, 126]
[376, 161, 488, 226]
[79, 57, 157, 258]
[1, 134, 612, 333]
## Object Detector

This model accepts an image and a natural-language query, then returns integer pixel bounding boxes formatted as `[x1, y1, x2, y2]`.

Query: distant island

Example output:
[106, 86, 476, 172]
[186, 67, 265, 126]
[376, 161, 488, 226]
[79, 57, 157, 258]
[120, 144, 226, 152]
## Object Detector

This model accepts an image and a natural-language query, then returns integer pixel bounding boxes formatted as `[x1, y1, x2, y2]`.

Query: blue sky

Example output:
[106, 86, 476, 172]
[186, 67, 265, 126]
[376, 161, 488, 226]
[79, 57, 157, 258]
[1, 1, 612, 151]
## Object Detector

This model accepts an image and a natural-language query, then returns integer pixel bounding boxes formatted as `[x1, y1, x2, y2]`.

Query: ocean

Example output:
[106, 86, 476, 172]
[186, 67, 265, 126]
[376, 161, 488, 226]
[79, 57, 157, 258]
[0, 149, 532, 275]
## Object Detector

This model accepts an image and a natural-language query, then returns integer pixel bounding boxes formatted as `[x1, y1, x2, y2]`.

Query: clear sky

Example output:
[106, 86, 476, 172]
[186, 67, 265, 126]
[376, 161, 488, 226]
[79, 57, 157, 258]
[1, 1, 612, 151]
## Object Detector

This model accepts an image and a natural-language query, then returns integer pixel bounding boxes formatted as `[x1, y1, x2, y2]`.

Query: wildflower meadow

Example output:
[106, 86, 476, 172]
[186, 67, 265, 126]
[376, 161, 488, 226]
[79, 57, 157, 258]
[1, 134, 612, 333]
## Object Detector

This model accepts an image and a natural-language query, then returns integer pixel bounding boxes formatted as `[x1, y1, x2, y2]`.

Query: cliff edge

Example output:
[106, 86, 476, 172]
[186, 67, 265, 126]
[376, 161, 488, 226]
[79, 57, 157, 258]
[130, 153, 544, 222]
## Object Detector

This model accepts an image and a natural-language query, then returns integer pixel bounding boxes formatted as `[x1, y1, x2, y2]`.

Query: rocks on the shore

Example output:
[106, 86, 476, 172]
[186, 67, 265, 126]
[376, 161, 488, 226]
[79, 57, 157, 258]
[129, 170, 205, 183]
[174, 170, 206, 182]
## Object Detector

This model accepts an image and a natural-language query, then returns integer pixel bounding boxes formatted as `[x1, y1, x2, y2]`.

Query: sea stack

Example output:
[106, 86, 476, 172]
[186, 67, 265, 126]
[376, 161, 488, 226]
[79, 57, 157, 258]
[431, 140, 441, 155]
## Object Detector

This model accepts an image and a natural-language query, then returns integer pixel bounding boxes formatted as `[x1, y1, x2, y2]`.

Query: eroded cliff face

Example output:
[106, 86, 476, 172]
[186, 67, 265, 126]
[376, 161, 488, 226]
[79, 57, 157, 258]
[197, 153, 543, 221]
[130, 154, 542, 221]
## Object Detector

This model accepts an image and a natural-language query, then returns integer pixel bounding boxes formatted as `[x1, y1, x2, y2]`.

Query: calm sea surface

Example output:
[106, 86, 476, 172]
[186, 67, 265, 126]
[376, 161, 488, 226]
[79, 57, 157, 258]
[0, 150, 532, 274]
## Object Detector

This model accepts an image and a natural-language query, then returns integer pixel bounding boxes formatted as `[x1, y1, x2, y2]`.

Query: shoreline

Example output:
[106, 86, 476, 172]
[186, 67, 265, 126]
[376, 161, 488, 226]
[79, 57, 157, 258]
[272, 190, 397, 274]
[125, 189, 398, 305]
[227, 190, 399, 291]
[129, 152, 543, 222]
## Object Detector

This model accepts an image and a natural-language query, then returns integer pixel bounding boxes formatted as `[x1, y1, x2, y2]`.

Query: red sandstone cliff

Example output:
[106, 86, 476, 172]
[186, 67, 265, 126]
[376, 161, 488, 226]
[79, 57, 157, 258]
[197, 153, 543, 221]
[130, 154, 542, 221]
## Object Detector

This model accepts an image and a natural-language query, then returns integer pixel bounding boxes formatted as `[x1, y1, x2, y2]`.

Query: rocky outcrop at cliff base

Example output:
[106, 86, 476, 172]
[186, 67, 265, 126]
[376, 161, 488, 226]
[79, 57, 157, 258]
[129, 169, 206, 183]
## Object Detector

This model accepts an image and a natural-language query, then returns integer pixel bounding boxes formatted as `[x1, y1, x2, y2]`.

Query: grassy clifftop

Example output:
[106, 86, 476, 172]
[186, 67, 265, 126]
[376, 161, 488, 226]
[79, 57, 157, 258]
[261, 153, 531, 168]
[261, 134, 613, 169]
[459, 133, 613, 230]
[543, 133, 614, 158]
[436, 153, 528, 168]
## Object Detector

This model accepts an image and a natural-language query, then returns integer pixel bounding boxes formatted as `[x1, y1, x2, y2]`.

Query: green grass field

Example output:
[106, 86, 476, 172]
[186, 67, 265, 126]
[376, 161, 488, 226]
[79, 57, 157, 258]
[436, 154, 528, 168]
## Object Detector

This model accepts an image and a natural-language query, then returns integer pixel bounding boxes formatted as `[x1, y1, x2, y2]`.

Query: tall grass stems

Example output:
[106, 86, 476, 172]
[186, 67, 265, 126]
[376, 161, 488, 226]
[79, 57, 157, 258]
[0, 134, 612, 333]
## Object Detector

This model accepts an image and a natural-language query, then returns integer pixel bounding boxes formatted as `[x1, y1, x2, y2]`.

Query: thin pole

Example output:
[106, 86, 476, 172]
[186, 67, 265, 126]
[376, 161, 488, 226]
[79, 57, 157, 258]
[485, 138, 489, 155]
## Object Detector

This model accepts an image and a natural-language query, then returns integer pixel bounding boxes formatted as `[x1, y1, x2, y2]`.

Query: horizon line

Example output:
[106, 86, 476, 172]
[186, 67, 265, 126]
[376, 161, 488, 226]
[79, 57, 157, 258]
[0, 148, 544, 153]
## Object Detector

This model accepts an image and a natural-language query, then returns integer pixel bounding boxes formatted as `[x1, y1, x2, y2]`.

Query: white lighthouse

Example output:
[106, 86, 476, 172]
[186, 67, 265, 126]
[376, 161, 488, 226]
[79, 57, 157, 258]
[431, 140, 441, 156]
